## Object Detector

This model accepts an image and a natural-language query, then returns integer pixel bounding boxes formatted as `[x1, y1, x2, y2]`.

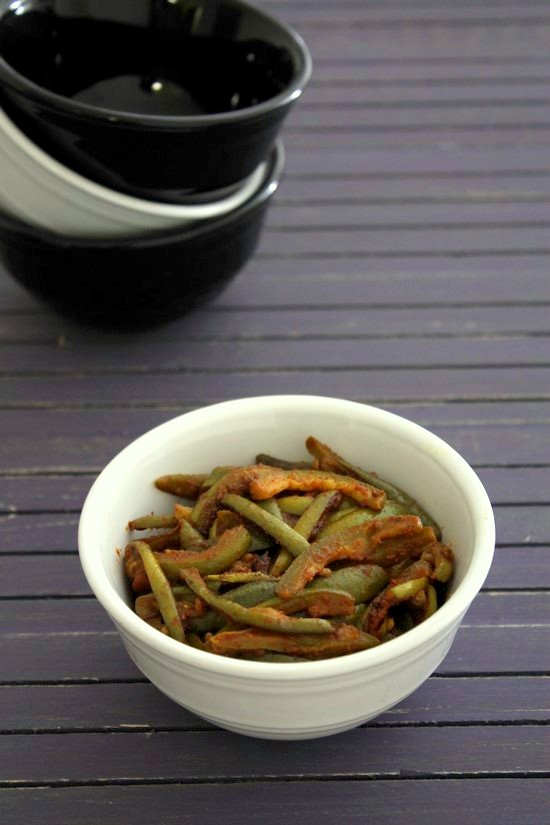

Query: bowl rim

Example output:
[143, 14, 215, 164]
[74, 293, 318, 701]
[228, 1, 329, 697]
[78, 395, 496, 683]
[0, 139, 284, 247]
[0, 0, 312, 127]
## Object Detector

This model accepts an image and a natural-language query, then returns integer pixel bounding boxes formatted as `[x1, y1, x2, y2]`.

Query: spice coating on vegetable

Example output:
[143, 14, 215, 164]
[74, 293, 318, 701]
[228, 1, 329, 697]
[122, 436, 454, 661]
[249, 467, 386, 511]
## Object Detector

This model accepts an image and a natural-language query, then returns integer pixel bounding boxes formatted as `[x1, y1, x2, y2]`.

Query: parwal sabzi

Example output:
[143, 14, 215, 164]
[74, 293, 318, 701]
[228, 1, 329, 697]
[123, 436, 454, 662]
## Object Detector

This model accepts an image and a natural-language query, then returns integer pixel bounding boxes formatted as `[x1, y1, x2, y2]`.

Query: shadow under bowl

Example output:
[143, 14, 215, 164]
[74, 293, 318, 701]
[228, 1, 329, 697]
[0, 140, 284, 328]
[0, 0, 310, 202]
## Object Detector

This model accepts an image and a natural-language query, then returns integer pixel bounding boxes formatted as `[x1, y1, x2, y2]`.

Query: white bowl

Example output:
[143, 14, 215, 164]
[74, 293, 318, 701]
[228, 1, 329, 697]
[78, 396, 495, 740]
[0, 107, 267, 238]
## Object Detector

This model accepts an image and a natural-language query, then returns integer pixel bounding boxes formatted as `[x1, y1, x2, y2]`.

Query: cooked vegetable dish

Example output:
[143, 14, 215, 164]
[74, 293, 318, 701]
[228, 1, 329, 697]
[123, 436, 454, 661]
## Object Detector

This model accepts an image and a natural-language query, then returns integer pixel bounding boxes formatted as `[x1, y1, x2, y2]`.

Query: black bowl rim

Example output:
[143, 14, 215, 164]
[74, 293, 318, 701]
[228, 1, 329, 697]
[0, 0, 312, 128]
[0, 139, 284, 249]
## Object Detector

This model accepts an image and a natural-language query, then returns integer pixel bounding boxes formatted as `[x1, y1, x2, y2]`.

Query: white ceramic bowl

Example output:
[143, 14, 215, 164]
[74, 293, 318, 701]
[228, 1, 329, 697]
[78, 396, 495, 740]
[0, 107, 267, 238]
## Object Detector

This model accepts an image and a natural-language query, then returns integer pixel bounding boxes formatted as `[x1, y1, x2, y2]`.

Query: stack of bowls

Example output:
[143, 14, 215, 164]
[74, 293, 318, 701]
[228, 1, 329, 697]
[0, 0, 311, 326]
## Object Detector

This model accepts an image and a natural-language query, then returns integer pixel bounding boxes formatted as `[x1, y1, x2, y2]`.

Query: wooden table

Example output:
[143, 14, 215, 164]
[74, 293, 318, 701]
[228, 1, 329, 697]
[1, 1, 549, 822]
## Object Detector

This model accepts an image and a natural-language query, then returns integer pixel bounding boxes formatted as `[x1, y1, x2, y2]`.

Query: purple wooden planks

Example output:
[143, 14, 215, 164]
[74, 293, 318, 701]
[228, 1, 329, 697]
[1, 726, 548, 784]
[234, 251, 550, 282]
[0, 513, 79, 552]
[462, 592, 550, 626]
[440, 625, 550, 673]
[2, 306, 550, 345]
[494, 506, 550, 545]
[309, 59, 550, 83]
[283, 145, 550, 177]
[0, 633, 142, 682]
[0, 600, 113, 634]
[2, 779, 549, 825]
[291, 24, 550, 62]
[0, 683, 207, 732]
[2, 336, 550, 374]
[265, 4, 550, 25]
[0, 555, 91, 597]
[476, 468, 550, 505]
[301, 82, 550, 105]
[484, 547, 550, 589]
[277, 174, 550, 202]
[282, 128, 550, 151]
[2, 368, 550, 409]
[221, 267, 550, 306]
[257, 226, 550, 256]
[287, 103, 550, 131]
[266, 201, 550, 226]
[0, 476, 93, 513]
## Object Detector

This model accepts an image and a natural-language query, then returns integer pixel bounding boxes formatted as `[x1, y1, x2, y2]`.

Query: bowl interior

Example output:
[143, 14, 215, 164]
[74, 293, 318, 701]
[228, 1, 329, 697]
[0, 0, 305, 117]
[81, 396, 495, 666]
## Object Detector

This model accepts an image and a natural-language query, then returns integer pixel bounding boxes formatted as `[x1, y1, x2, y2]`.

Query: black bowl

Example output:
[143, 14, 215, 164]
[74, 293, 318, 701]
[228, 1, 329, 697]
[0, 141, 283, 328]
[0, 0, 309, 203]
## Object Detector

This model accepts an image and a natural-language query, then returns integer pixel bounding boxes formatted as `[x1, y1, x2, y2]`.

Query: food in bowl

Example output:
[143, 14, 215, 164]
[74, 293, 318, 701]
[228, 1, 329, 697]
[78, 396, 495, 739]
[123, 435, 454, 662]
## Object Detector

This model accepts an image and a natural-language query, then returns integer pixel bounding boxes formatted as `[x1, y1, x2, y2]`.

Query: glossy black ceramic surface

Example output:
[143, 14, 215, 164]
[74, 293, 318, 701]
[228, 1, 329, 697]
[0, 0, 309, 201]
[0, 141, 283, 327]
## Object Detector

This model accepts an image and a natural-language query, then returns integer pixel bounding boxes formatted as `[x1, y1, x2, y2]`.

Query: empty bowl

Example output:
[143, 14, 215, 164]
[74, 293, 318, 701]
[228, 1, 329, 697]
[0, 140, 284, 327]
[78, 395, 496, 740]
[0, 106, 268, 237]
[0, 0, 311, 202]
